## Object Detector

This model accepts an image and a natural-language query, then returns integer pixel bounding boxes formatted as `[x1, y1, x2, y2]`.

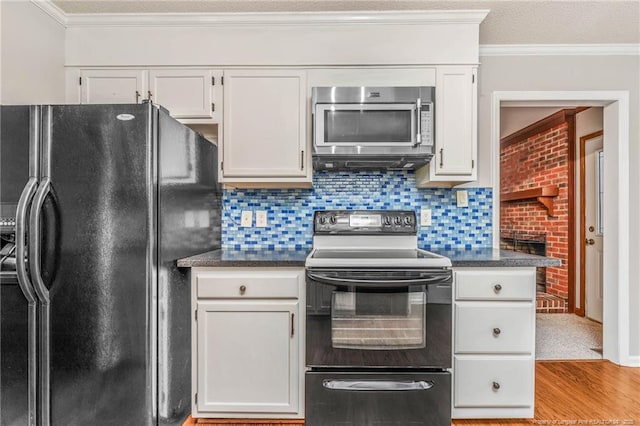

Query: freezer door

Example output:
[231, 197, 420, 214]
[35, 104, 154, 425]
[1, 105, 40, 426]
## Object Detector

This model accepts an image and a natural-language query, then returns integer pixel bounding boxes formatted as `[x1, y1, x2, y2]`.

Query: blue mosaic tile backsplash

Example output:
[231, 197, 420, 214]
[222, 171, 492, 249]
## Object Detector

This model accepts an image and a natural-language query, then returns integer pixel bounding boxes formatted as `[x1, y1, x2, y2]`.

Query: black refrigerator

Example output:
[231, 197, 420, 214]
[0, 103, 221, 426]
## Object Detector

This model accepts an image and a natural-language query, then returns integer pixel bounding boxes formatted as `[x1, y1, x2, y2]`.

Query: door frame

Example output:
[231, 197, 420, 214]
[491, 91, 632, 366]
[578, 129, 604, 318]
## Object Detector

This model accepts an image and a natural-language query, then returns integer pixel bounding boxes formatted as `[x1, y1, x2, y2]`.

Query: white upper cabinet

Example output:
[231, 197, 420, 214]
[148, 69, 221, 121]
[416, 66, 478, 187]
[78, 68, 221, 122]
[221, 69, 309, 183]
[80, 69, 146, 104]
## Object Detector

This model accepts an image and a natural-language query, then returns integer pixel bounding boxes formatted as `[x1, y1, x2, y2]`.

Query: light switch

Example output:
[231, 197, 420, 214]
[256, 210, 268, 227]
[420, 208, 432, 227]
[456, 190, 469, 208]
[240, 210, 252, 227]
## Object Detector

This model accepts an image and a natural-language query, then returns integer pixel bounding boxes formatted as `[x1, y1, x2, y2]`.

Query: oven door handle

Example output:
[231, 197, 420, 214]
[307, 273, 448, 287]
[323, 380, 434, 391]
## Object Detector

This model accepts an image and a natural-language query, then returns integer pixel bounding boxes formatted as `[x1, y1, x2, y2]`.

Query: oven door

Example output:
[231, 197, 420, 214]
[305, 370, 451, 426]
[306, 268, 452, 369]
[314, 103, 418, 147]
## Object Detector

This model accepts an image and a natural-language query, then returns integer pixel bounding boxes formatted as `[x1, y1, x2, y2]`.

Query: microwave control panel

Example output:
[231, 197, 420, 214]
[420, 103, 434, 146]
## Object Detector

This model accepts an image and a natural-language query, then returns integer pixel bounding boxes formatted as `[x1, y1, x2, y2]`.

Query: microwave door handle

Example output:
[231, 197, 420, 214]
[414, 98, 422, 146]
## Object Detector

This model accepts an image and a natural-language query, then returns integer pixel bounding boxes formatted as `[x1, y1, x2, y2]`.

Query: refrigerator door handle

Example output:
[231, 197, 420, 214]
[29, 178, 53, 426]
[15, 175, 39, 426]
[28, 177, 51, 304]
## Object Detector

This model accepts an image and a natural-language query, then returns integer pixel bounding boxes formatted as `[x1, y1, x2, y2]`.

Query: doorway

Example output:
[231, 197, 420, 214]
[499, 106, 604, 360]
[491, 91, 631, 366]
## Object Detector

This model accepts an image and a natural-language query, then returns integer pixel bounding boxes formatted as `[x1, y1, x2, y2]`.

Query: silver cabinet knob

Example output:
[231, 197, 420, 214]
[239, 285, 247, 295]
[492, 381, 500, 390]
[493, 284, 502, 293]
[493, 328, 501, 336]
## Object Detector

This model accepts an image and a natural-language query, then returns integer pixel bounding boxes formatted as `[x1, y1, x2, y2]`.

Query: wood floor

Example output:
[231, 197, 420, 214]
[185, 360, 640, 426]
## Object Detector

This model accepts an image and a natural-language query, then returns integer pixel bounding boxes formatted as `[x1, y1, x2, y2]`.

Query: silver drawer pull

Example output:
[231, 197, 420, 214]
[493, 284, 502, 293]
[492, 381, 501, 391]
[493, 327, 501, 336]
[323, 380, 433, 392]
[239, 285, 247, 295]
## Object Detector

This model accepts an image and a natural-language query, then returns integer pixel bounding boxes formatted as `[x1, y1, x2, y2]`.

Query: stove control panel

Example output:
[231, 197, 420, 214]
[314, 210, 416, 234]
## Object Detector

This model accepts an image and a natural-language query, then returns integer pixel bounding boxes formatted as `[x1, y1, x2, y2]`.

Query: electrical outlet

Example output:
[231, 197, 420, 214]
[420, 208, 432, 227]
[256, 210, 267, 227]
[456, 190, 469, 208]
[184, 211, 195, 228]
[240, 210, 252, 227]
[196, 210, 210, 228]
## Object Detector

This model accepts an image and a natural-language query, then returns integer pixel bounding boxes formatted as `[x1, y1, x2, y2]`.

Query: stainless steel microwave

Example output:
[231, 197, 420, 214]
[312, 86, 435, 171]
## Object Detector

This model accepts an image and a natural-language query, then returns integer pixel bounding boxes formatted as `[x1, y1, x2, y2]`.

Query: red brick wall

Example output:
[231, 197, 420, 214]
[501, 123, 569, 303]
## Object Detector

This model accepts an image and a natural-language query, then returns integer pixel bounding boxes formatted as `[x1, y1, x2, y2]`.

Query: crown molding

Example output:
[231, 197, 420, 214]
[30, 0, 68, 27]
[480, 43, 640, 56]
[62, 10, 489, 27]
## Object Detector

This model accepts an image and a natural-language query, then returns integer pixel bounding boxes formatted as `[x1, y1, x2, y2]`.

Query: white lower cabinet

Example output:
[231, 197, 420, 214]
[191, 268, 305, 419]
[452, 267, 536, 419]
[454, 356, 534, 408]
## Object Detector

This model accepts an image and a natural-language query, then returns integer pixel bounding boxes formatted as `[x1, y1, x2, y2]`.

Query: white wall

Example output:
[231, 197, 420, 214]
[0, 0, 66, 104]
[477, 54, 640, 358]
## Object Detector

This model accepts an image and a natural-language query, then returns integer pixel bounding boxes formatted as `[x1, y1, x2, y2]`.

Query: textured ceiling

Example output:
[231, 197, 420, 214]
[50, 0, 640, 44]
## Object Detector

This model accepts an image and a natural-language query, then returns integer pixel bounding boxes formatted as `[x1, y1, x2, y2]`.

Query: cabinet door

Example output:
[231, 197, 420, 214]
[435, 66, 476, 176]
[222, 69, 307, 178]
[80, 69, 146, 104]
[196, 300, 299, 414]
[149, 69, 221, 121]
[415, 66, 477, 187]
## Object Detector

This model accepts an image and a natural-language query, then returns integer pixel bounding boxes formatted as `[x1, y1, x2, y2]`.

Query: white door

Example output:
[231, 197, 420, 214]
[196, 300, 299, 414]
[80, 69, 146, 104]
[585, 134, 604, 322]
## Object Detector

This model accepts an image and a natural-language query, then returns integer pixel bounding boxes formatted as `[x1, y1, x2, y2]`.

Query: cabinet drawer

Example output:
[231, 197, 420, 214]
[455, 269, 535, 301]
[454, 356, 534, 408]
[196, 271, 300, 299]
[455, 302, 533, 353]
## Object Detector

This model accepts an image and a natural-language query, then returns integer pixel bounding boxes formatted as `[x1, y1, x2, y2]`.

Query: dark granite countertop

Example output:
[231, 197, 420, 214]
[177, 248, 310, 268]
[429, 247, 562, 267]
[178, 247, 560, 268]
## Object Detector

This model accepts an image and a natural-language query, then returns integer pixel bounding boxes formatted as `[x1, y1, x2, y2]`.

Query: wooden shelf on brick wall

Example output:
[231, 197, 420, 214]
[501, 185, 560, 216]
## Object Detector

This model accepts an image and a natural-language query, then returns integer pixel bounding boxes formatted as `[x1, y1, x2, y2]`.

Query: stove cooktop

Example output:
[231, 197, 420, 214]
[307, 210, 452, 268]
[306, 247, 452, 268]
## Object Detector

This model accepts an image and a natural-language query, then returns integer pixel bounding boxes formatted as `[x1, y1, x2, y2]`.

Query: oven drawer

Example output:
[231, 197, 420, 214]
[306, 371, 451, 426]
[455, 269, 535, 301]
[196, 270, 300, 299]
[454, 355, 534, 408]
[455, 302, 534, 353]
